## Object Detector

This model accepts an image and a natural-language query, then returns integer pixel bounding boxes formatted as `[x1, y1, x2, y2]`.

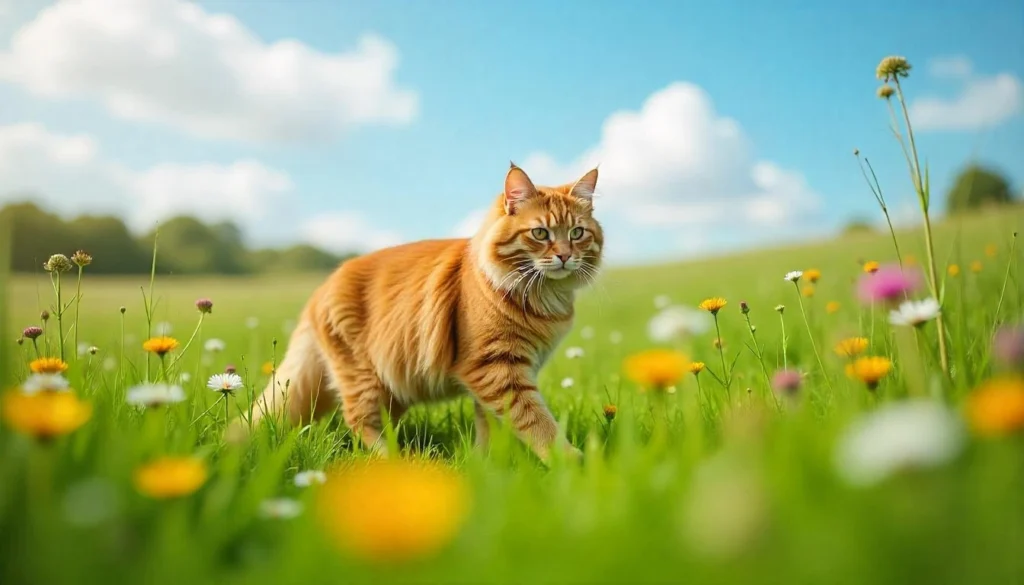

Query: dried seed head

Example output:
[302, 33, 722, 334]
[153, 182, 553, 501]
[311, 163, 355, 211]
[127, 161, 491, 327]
[16, 337, 24, 346]
[119, 306, 127, 314]
[23, 326, 43, 340]
[740, 301, 750, 314]
[88, 346, 99, 355]
[774, 305, 785, 314]
[225, 364, 237, 375]
[876, 56, 912, 81]
[877, 84, 895, 99]
[71, 250, 93, 267]
[853, 148, 860, 157]
[43, 254, 73, 273]
[40, 310, 50, 322]
[195, 298, 213, 314]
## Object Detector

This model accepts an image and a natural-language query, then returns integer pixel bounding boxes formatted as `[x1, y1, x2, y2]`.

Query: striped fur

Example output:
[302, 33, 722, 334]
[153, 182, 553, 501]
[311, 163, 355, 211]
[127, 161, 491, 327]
[241, 164, 603, 463]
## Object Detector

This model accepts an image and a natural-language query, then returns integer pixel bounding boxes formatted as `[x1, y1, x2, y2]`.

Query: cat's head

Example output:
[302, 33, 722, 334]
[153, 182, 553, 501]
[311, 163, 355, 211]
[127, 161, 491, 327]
[475, 163, 603, 290]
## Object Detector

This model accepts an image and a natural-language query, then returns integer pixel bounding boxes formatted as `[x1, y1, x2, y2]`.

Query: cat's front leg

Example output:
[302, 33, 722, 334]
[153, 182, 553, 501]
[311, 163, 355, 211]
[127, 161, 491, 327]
[460, 365, 579, 464]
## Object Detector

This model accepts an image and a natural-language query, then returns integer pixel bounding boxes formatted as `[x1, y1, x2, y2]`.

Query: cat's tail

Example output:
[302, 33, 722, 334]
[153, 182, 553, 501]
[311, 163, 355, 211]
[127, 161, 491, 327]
[226, 306, 334, 441]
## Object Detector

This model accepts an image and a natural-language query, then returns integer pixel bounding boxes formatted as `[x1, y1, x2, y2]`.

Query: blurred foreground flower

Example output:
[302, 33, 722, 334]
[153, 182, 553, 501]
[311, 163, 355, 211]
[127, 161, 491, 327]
[970, 260, 983, 273]
[261, 361, 275, 376]
[295, 470, 328, 488]
[260, 498, 303, 520]
[204, 338, 226, 353]
[134, 457, 208, 499]
[30, 357, 68, 374]
[862, 261, 880, 274]
[565, 346, 584, 359]
[2, 390, 92, 440]
[826, 301, 841, 314]
[857, 264, 920, 304]
[771, 369, 802, 396]
[126, 384, 186, 408]
[888, 298, 940, 327]
[142, 336, 179, 356]
[985, 243, 998, 258]
[876, 56, 912, 81]
[682, 453, 767, 560]
[316, 459, 470, 563]
[947, 264, 960, 277]
[965, 377, 1024, 437]
[560, 377, 574, 389]
[992, 325, 1024, 368]
[648, 305, 712, 342]
[834, 337, 868, 358]
[835, 399, 963, 487]
[22, 373, 70, 394]
[804, 269, 821, 283]
[845, 356, 892, 390]
[623, 349, 689, 390]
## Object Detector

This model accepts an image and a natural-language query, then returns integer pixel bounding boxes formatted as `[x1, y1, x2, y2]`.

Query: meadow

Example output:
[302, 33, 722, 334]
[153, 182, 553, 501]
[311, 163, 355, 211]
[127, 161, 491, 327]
[2, 56, 1024, 585]
[2, 201, 1022, 585]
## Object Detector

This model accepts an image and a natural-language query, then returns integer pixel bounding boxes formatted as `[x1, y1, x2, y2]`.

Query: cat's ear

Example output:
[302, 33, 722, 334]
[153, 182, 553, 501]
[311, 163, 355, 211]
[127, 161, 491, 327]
[569, 167, 599, 201]
[504, 162, 538, 215]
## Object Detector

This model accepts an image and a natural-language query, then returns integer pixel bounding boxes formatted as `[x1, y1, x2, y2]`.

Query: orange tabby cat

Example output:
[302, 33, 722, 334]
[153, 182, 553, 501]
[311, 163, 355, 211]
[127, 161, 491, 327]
[241, 163, 602, 463]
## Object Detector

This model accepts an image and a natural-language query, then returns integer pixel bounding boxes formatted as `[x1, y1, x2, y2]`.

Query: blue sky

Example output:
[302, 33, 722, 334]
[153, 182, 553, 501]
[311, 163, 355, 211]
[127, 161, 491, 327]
[0, 0, 1021, 264]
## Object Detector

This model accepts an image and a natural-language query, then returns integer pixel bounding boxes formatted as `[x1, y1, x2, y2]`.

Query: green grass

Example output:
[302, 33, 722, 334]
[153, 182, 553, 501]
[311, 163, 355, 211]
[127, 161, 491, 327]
[2, 205, 1023, 585]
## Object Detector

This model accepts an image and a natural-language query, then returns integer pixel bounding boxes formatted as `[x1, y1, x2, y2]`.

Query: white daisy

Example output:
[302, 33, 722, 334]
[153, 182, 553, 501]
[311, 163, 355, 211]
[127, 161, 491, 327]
[565, 346, 585, 359]
[294, 470, 328, 487]
[207, 373, 244, 393]
[126, 383, 186, 407]
[560, 377, 574, 389]
[654, 294, 672, 309]
[784, 271, 803, 282]
[888, 298, 941, 327]
[609, 331, 623, 344]
[155, 321, 173, 335]
[259, 498, 303, 520]
[580, 326, 595, 340]
[23, 373, 70, 394]
[648, 305, 712, 342]
[204, 338, 226, 353]
[834, 399, 964, 487]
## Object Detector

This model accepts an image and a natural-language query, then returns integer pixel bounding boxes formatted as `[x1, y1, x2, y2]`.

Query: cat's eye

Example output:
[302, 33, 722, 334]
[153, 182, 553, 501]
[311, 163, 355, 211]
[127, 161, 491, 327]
[531, 227, 549, 240]
[569, 227, 585, 240]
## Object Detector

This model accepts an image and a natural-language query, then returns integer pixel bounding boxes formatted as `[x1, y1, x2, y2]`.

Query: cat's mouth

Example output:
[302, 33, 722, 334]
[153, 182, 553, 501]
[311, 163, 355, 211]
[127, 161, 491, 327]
[541, 267, 574, 280]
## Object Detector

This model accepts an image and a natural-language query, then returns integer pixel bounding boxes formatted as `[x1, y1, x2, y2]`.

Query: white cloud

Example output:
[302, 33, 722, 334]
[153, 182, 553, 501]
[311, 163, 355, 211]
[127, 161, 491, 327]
[452, 208, 487, 238]
[928, 55, 973, 79]
[909, 57, 1023, 131]
[0, 123, 290, 230]
[519, 82, 821, 236]
[0, 0, 417, 144]
[302, 213, 402, 254]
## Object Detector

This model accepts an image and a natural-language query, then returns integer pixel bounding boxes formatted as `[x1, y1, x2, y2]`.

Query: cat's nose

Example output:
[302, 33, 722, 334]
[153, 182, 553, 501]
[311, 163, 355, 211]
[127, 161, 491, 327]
[557, 254, 571, 265]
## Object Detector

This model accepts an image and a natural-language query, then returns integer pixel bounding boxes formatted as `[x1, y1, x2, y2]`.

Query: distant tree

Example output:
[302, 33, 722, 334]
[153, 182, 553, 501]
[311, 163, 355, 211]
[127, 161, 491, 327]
[1, 200, 78, 272]
[842, 219, 875, 235]
[141, 216, 248, 275]
[946, 165, 1015, 213]
[252, 244, 349, 273]
[66, 215, 150, 273]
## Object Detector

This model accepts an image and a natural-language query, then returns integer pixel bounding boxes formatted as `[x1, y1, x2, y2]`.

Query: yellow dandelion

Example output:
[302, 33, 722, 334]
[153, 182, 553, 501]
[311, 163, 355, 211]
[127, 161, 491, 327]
[698, 297, 727, 315]
[623, 349, 689, 390]
[826, 301, 841, 314]
[316, 459, 470, 563]
[134, 457, 208, 499]
[801, 284, 816, 298]
[142, 336, 179, 356]
[970, 260, 983, 274]
[947, 264, 960, 278]
[984, 243, 998, 258]
[845, 356, 892, 390]
[29, 357, 69, 374]
[834, 337, 869, 358]
[1, 390, 91, 440]
[689, 362, 705, 375]
[965, 377, 1024, 437]
[804, 269, 821, 283]
[261, 361, 275, 376]
[863, 260, 880, 274]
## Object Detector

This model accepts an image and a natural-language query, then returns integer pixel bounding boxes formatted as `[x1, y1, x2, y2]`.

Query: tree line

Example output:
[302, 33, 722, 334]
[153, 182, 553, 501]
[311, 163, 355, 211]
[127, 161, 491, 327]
[1, 200, 354, 275]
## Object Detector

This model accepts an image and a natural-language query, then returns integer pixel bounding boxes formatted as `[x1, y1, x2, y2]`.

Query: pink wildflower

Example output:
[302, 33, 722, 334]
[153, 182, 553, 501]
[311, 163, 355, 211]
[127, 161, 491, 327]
[856, 264, 921, 304]
[772, 369, 803, 395]
[993, 325, 1024, 368]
